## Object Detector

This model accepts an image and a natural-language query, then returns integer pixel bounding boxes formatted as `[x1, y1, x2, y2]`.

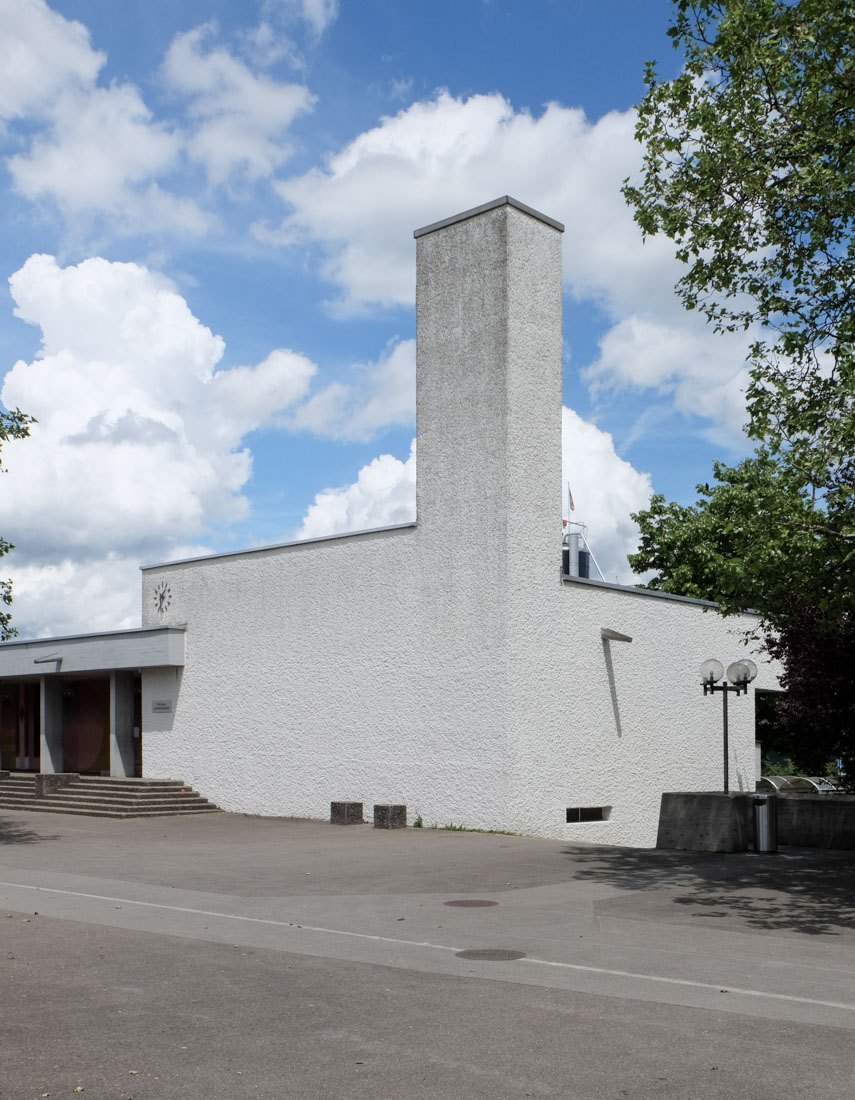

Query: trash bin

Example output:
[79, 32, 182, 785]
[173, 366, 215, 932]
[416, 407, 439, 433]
[753, 792, 777, 853]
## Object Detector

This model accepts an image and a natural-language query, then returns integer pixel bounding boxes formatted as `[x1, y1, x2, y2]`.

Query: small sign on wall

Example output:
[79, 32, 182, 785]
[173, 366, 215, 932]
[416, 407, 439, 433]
[152, 700, 173, 714]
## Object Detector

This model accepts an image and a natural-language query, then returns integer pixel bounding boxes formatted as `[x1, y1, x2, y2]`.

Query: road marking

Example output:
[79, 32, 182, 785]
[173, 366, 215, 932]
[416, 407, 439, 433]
[522, 957, 855, 1011]
[3, 880, 854, 1014]
[0, 881, 458, 952]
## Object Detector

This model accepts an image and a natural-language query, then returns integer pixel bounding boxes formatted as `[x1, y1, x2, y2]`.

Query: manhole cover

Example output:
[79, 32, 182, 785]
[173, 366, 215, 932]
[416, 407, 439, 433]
[444, 899, 499, 908]
[455, 948, 527, 961]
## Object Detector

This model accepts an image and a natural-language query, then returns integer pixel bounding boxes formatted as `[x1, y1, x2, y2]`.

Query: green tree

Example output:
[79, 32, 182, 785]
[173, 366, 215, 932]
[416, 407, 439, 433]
[0, 408, 34, 641]
[623, 0, 855, 478]
[623, 0, 855, 777]
[629, 449, 855, 626]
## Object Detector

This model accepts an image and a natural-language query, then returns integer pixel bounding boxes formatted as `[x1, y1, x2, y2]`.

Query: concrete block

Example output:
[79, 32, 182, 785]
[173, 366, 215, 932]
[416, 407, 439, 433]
[330, 801, 363, 825]
[374, 804, 407, 829]
[34, 772, 79, 798]
[656, 792, 753, 852]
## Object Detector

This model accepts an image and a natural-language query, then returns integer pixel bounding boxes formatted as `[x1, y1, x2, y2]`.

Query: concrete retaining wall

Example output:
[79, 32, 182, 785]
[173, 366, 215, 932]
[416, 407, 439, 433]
[657, 791, 855, 851]
[777, 795, 855, 849]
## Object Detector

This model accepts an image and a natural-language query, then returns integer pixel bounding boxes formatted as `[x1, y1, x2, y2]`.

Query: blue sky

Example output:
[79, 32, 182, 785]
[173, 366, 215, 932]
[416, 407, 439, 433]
[0, 0, 757, 636]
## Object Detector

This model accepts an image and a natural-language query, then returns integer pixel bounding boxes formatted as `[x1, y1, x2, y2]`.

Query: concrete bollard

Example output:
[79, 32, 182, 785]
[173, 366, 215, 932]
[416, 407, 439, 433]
[330, 801, 363, 825]
[373, 804, 407, 829]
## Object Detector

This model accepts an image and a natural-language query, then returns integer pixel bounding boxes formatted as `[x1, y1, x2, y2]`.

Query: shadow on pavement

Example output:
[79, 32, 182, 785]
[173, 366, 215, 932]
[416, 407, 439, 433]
[0, 815, 59, 845]
[563, 844, 855, 937]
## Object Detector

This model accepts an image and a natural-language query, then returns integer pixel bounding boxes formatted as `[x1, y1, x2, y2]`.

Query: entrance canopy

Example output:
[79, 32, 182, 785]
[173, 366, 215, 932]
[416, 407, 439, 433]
[0, 626, 185, 778]
[0, 626, 185, 679]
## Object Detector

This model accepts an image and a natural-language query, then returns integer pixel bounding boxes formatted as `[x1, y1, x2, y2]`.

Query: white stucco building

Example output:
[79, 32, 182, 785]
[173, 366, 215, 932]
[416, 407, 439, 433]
[0, 197, 778, 846]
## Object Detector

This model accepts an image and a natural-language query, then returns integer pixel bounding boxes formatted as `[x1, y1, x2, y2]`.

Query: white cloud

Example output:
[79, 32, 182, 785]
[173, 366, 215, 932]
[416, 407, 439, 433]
[388, 78, 414, 102]
[1, 1, 212, 236]
[2, 7, 315, 235]
[0, 0, 103, 121]
[298, 440, 417, 539]
[265, 92, 680, 315]
[265, 90, 751, 436]
[162, 25, 314, 186]
[290, 337, 415, 441]
[7, 555, 146, 639]
[300, 0, 339, 35]
[561, 407, 652, 582]
[584, 314, 752, 442]
[238, 20, 303, 70]
[264, 0, 340, 37]
[8, 83, 192, 224]
[205, 348, 317, 441]
[1, 253, 316, 636]
[296, 409, 652, 583]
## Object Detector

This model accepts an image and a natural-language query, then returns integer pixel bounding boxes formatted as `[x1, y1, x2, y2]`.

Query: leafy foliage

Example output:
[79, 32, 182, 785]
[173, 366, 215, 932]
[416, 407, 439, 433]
[764, 606, 855, 777]
[0, 408, 34, 641]
[624, 0, 855, 483]
[624, 1, 855, 778]
[629, 450, 855, 627]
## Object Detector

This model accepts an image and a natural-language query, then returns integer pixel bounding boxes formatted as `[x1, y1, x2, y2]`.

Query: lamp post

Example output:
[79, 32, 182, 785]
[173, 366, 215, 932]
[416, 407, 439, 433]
[700, 658, 758, 792]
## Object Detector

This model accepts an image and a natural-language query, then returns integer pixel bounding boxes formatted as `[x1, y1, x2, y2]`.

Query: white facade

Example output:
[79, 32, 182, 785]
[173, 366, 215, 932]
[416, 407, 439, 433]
[133, 197, 778, 848]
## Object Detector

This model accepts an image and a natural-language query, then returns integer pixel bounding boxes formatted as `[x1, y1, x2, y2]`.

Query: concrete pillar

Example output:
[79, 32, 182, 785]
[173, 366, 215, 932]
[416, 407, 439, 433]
[414, 196, 565, 832]
[39, 676, 63, 774]
[110, 671, 135, 778]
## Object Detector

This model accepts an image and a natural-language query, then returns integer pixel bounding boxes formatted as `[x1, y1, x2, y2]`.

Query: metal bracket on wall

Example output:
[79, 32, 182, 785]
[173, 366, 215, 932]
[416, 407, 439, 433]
[33, 653, 63, 669]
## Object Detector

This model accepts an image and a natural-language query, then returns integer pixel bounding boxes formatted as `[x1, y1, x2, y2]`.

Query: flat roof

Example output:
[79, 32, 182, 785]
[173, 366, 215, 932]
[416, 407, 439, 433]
[0, 625, 186, 649]
[562, 573, 753, 612]
[141, 521, 417, 571]
[414, 196, 565, 238]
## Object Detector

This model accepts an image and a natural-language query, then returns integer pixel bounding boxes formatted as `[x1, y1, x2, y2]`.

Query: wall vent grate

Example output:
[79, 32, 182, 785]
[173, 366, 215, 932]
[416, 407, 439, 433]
[566, 806, 610, 823]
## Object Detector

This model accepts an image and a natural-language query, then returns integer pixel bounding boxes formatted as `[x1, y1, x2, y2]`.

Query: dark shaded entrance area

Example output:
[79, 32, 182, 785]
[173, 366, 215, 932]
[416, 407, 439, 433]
[62, 678, 110, 774]
[0, 675, 142, 777]
[0, 682, 40, 772]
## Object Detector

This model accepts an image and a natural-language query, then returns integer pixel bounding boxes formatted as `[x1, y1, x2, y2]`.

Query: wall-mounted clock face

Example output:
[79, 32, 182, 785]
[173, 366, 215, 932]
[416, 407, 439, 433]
[154, 580, 172, 615]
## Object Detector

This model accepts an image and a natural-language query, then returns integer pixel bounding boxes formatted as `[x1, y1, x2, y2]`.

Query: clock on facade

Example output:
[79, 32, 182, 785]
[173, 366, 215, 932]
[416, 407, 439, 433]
[153, 581, 172, 615]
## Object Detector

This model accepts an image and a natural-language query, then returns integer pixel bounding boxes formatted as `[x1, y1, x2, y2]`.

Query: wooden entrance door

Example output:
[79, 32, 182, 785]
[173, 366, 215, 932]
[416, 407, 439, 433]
[0, 683, 40, 771]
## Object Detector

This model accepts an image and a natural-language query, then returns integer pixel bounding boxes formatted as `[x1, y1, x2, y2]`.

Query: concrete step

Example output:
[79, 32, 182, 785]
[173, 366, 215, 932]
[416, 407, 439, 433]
[68, 777, 189, 789]
[67, 791, 197, 802]
[3, 792, 214, 809]
[51, 787, 204, 803]
[41, 794, 212, 809]
[0, 800, 221, 818]
[0, 773, 185, 787]
[0, 772, 220, 817]
[0, 789, 45, 802]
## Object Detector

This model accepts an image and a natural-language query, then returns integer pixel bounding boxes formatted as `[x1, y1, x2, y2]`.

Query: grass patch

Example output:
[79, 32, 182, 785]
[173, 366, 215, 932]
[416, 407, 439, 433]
[433, 822, 517, 836]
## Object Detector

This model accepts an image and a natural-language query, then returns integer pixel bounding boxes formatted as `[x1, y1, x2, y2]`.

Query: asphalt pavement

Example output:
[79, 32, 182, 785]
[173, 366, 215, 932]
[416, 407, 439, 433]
[1, 810, 854, 1099]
